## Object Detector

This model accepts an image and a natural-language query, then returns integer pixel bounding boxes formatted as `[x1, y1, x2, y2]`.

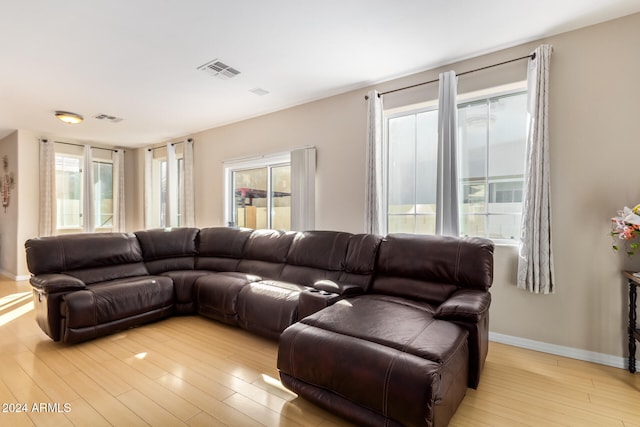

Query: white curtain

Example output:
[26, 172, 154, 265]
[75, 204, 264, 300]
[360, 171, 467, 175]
[291, 147, 316, 231]
[435, 71, 459, 236]
[166, 143, 179, 227]
[518, 44, 555, 294]
[38, 139, 56, 236]
[182, 139, 195, 227]
[83, 145, 95, 233]
[112, 149, 125, 232]
[364, 90, 385, 235]
[144, 148, 153, 229]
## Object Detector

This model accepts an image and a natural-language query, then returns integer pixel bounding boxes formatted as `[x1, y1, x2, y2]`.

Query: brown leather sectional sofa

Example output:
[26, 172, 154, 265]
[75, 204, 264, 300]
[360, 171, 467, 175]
[25, 227, 494, 427]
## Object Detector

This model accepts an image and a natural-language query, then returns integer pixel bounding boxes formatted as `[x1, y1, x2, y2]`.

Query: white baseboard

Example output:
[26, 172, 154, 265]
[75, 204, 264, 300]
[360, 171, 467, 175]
[0, 270, 30, 281]
[489, 332, 628, 370]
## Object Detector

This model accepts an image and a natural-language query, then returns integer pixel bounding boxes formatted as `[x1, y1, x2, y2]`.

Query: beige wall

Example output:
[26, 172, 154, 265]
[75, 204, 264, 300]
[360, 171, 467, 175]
[16, 130, 40, 277]
[128, 13, 640, 359]
[0, 130, 39, 278]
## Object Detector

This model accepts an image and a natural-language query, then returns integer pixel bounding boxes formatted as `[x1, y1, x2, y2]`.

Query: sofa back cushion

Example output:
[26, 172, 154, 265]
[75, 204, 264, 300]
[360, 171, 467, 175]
[371, 234, 494, 304]
[135, 227, 199, 274]
[196, 227, 253, 271]
[339, 233, 383, 291]
[25, 233, 148, 284]
[279, 231, 352, 286]
[237, 229, 297, 279]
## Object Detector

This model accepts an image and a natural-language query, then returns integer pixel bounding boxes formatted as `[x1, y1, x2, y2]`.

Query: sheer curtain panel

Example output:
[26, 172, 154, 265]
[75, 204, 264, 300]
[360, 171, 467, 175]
[144, 148, 153, 229]
[517, 44, 555, 294]
[166, 143, 179, 227]
[291, 147, 316, 231]
[82, 145, 95, 233]
[435, 71, 460, 236]
[182, 139, 195, 227]
[365, 90, 385, 235]
[38, 139, 56, 236]
[112, 149, 126, 232]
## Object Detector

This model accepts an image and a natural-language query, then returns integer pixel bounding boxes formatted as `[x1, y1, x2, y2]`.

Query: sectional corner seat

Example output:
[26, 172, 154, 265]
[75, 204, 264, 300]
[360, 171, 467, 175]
[25, 227, 494, 427]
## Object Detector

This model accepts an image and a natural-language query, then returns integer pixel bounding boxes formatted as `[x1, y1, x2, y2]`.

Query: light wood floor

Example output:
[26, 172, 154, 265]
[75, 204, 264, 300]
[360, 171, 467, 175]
[1, 278, 639, 427]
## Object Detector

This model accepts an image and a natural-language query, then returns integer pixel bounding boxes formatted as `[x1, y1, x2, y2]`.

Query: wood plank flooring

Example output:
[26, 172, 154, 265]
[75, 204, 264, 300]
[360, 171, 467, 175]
[1, 277, 639, 426]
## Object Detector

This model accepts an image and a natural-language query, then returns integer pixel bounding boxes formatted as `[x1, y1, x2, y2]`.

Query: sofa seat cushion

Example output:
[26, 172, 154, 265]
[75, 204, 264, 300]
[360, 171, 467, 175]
[194, 272, 261, 324]
[161, 270, 212, 314]
[301, 295, 462, 364]
[237, 280, 307, 339]
[62, 276, 174, 327]
[278, 295, 469, 427]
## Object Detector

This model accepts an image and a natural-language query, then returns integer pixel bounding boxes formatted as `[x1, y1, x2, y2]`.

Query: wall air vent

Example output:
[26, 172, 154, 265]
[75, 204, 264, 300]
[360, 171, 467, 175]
[94, 114, 123, 123]
[197, 59, 241, 79]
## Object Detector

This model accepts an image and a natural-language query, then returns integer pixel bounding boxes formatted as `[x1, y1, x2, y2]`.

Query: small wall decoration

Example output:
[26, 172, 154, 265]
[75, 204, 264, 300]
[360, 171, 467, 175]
[2, 155, 15, 212]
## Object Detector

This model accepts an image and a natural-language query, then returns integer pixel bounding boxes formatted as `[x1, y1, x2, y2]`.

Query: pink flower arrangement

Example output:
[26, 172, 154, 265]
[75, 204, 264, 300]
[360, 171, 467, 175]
[611, 204, 640, 255]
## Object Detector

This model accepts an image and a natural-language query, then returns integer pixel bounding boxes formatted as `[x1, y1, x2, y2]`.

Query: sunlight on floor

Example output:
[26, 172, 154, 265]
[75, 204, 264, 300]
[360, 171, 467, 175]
[0, 291, 33, 327]
[261, 373, 293, 394]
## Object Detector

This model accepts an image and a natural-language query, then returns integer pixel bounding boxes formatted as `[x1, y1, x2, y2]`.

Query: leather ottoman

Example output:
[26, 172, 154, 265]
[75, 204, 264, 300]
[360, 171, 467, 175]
[277, 295, 469, 427]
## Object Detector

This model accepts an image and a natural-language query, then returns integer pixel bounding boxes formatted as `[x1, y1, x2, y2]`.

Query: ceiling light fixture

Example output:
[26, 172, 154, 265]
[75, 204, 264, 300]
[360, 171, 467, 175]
[55, 111, 83, 124]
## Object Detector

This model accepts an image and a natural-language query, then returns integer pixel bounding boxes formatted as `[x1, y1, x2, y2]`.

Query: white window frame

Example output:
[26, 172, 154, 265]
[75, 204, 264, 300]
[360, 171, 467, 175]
[148, 152, 184, 228]
[54, 147, 115, 234]
[223, 152, 291, 229]
[55, 152, 84, 233]
[383, 82, 527, 244]
[92, 158, 114, 232]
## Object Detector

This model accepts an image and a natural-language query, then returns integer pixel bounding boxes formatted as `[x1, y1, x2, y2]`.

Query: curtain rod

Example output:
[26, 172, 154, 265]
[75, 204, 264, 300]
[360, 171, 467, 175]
[45, 139, 121, 153]
[365, 52, 535, 99]
[147, 138, 193, 152]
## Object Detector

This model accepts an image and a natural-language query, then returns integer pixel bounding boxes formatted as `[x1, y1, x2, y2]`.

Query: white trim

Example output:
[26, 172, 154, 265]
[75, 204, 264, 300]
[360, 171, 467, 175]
[0, 270, 30, 281]
[489, 332, 627, 370]
[223, 152, 291, 228]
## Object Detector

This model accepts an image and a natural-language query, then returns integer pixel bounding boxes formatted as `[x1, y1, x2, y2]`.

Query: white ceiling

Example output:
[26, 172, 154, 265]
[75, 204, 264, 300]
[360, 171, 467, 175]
[1, 1, 639, 148]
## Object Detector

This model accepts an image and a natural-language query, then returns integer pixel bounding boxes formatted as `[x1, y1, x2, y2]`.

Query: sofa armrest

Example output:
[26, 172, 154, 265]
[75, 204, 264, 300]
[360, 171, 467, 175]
[434, 289, 491, 323]
[30, 274, 87, 294]
[313, 279, 364, 296]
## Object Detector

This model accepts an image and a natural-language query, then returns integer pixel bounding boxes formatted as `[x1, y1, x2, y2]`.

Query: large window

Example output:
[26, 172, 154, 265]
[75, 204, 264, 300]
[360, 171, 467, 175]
[225, 154, 291, 230]
[93, 161, 114, 230]
[55, 154, 82, 230]
[148, 148, 184, 228]
[55, 145, 114, 233]
[385, 87, 527, 241]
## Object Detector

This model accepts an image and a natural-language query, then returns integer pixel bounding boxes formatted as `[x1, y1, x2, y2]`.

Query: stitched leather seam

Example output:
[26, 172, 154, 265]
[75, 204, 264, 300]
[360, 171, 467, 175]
[382, 319, 428, 418]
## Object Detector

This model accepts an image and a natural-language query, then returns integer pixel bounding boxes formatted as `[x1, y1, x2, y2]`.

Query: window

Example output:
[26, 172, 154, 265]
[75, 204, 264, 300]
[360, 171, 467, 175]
[148, 148, 184, 228]
[385, 87, 527, 241]
[225, 153, 291, 230]
[55, 145, 114, 233]
[93, 161, 114, 231]
[55, 154, 82, 230]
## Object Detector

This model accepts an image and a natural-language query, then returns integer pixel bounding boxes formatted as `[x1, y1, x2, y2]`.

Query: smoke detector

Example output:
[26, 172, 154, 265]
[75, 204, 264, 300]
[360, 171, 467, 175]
[197, 59, 241, 80]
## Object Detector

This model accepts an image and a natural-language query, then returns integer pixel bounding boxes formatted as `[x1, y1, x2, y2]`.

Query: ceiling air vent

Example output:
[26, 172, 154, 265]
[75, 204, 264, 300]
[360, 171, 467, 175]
[197, 59, 241, 79]
[249, 87, 270, 96]
[94, 114, 123, 123]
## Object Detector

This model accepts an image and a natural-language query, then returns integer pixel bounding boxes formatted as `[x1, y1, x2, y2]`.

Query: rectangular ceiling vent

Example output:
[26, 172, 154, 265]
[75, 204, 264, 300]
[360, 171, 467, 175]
[249, 87, 270, 96]
[94, 114, 123, 123]
[197, 59, 241, 79]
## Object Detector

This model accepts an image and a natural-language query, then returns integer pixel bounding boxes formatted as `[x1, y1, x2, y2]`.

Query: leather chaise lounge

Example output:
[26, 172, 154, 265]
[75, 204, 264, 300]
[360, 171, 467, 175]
[25, 227, 494, 427]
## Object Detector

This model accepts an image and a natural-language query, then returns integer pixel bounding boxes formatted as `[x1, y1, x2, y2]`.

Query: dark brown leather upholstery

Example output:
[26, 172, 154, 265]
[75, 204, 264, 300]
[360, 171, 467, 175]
[25, 227, 494, 427]
[135, 227, 201, 314]
[277, 233, 494, 426]
[279, 295, 470, 427]
[26, 232, 155, 342]
[135, 227, 199, 274]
